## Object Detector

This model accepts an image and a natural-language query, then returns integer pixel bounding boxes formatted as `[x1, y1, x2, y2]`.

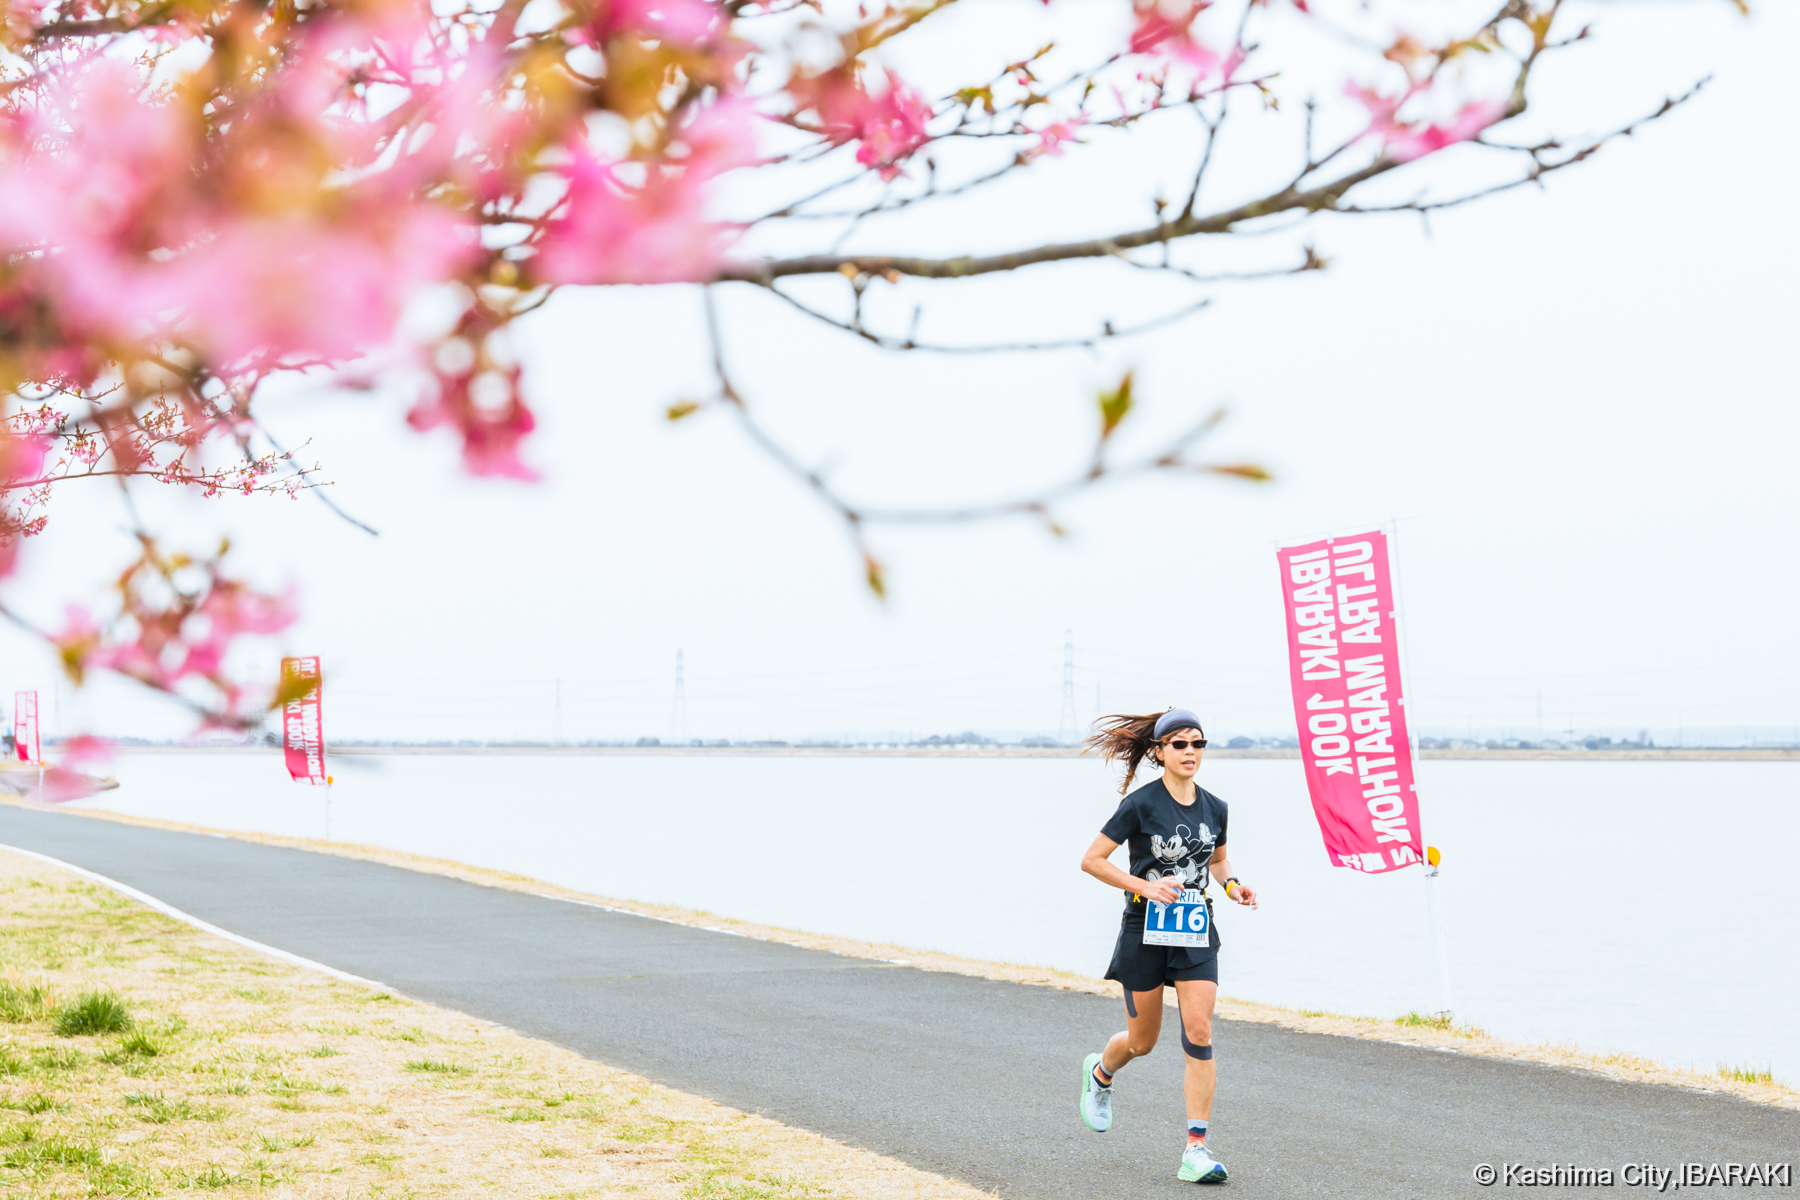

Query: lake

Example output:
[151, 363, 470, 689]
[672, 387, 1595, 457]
[55, 751, 1799, 1084]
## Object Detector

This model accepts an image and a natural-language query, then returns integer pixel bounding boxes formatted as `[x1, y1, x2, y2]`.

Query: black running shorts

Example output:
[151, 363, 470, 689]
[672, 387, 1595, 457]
[1103, 908, 1220, 994]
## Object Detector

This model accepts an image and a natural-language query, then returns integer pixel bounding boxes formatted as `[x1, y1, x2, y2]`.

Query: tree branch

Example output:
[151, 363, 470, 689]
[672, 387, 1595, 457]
[716, 160, 1394, 284]
[699, 286, 1268, 594]
[759, 282, 1214, 354]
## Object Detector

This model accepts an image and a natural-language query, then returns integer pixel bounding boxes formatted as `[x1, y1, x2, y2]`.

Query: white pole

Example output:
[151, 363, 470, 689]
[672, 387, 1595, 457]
[1424, 848, 1454, 1020]
[1387, 517, 1456, 1023]
[325, 777, 333, 841]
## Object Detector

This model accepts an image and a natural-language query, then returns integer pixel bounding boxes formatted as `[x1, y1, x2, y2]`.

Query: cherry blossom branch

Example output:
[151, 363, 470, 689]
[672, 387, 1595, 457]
[758, 281, 1214, 354]
[700, 287, 1267, 595]
[719, 159, 1392, 284]
[252, 420, 379, 537]
[0, 535, 296, 732]
[1334, 82, 1707, 216]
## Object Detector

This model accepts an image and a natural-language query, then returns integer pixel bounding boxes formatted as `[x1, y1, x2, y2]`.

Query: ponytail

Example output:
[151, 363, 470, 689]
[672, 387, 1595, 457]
[1084, 711, 1168, 795]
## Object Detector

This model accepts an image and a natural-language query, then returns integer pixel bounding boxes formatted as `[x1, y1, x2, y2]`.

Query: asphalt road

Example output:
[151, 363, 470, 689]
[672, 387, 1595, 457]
[2, 806, 1793, 1198]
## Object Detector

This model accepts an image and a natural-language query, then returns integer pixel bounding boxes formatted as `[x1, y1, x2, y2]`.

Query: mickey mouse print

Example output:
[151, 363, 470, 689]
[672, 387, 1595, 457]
[1100, 777, 1230, 915]
[1149, 824, 1217, 889]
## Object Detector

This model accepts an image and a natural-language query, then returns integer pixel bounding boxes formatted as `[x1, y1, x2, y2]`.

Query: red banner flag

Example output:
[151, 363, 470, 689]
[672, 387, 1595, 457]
[280, 657, 327, 785]
[1276, 530, 1422, 873]
[13, 691, 38, 764]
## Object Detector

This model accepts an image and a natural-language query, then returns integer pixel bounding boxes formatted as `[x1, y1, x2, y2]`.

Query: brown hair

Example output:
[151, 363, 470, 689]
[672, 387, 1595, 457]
[1084, 710, 1204, 795]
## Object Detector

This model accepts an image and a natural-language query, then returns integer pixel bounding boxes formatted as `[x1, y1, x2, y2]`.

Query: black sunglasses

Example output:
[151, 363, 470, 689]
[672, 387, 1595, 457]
[1163, 739, 1207, 750]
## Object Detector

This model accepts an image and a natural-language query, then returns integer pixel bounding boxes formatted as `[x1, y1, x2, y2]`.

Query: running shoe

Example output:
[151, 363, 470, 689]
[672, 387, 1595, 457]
[1177, 1140, 1228, 1184]
[1079, 1053, 1113, 1133]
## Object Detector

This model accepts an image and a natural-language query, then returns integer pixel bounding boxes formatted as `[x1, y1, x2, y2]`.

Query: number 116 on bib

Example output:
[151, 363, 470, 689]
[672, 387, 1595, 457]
[1143, 889, 1209, 947]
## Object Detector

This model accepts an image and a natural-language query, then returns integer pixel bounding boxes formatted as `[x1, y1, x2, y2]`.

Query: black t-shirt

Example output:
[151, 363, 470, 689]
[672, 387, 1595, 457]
[1099, 778, 1229, 915]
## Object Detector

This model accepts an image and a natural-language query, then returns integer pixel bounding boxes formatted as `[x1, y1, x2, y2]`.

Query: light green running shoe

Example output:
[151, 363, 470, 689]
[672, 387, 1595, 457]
[1178, 1140, 1228, 1183]
[1078, 1053, 1113, 1133]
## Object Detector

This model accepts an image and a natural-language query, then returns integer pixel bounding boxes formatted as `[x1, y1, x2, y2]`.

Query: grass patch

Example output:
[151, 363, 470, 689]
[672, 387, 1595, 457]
[3, 1133, 104, 1169]
[31, 1046, 84, 1072]
[104, 1026, 171, 1061]
[0, 980, 55, 1023]
[1393, 1010, 1487, 1038]
[1394, 1010, 1453, 1031]
[168, 1162, 243, 1189]
[124, 1090, 224, 1122]
[1718, 1063, 1777, 1086]
[0, 842, 985, 1200]
[402, 1060, 471, 1075]
[51, 989, 132, 1036]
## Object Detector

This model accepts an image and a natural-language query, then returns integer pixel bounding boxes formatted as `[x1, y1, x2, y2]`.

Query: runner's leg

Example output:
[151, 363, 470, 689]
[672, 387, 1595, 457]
[1100, 987, 1165, 1079]
[1173, 979, 1218, 1119]
[1172, 979, 1228, 1182]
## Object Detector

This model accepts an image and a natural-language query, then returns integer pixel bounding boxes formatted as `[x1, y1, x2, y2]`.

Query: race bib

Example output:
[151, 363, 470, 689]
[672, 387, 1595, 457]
[1143, 889, 1210, 947]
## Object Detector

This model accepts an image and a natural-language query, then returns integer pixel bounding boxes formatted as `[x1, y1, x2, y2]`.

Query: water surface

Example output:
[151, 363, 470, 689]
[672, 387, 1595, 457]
[66, 752, 1799, 1083]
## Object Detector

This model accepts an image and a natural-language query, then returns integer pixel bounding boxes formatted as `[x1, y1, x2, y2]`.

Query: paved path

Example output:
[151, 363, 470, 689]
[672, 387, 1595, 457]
[2, 807, 1793, 1199]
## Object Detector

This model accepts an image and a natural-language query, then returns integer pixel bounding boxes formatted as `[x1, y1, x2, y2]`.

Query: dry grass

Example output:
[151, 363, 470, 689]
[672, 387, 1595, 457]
[15, 798, 1797, 1116]
[0, 848, 996, 1200]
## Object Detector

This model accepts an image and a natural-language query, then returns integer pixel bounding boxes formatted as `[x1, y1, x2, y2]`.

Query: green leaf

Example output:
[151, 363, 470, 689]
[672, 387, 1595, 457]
[1204, 462, 1273, 482]
[268, 674, 320, 712]
[1097, 371, 1134, 441]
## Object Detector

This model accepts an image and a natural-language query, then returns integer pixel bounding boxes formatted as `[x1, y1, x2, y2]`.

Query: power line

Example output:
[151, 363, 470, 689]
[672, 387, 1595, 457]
[1058, 630, 1076, 746]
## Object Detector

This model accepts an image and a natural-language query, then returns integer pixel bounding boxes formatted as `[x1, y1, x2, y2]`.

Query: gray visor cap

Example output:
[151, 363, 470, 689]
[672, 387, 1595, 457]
[1153, 709, 1204, 739]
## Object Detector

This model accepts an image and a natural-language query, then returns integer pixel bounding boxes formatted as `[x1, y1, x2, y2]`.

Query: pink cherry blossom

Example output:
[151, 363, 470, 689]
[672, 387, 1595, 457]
[172, 209, 477, 366]
[1349, 83, 1507, 163]
[1026, 116, 1090, 161]
[679, 93, 762, 178]
[1130, 0, 1234, 77]
[180, 579, 298, 678]
[1, 427, 49, 487]
[58, 734, 113, 771]
[795, 70, 932, 182]
[534, 93, 754, 286]
[534, 153, 716, 285]
[31, 732, 112, 802]
[406, 365, 540, 481]
[586, 0, 724, 46]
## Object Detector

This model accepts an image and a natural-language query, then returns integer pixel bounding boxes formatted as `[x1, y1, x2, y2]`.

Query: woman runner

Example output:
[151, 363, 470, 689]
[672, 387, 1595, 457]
[1076, 708, 1259, 1183]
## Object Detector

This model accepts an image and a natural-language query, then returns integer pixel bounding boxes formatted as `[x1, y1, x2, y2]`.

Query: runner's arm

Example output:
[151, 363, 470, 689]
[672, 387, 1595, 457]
[1209, 845, 1258, 908]
[1081, 834, 1182, 905]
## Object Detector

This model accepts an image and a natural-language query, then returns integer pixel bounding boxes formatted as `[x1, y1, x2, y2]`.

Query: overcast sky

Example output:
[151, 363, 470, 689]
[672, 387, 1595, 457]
[4, 0, 1796, 746]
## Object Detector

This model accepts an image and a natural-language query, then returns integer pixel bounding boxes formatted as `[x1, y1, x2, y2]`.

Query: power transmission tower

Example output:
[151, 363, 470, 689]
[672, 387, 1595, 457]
[671, 650, 688, 745]
[554, 678, 563, 745]
[1058, 630, 1076, 745]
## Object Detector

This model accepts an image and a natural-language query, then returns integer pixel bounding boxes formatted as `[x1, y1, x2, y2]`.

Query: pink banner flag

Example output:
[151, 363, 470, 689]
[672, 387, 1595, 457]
[280, 657, 327, 785]
[1276, 531, 1422, 874]
[13, 691, 38, 764]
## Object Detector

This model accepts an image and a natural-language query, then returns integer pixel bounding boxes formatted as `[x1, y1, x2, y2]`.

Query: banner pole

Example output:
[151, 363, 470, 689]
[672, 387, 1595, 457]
[1424, 848, 1454, 1019]
[1387, 518, 1455, 1023]
[325, 776, 333, 842]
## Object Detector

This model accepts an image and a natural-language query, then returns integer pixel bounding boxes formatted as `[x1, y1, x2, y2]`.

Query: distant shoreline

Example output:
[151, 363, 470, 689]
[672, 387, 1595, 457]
[91, 745, 1800, 762]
